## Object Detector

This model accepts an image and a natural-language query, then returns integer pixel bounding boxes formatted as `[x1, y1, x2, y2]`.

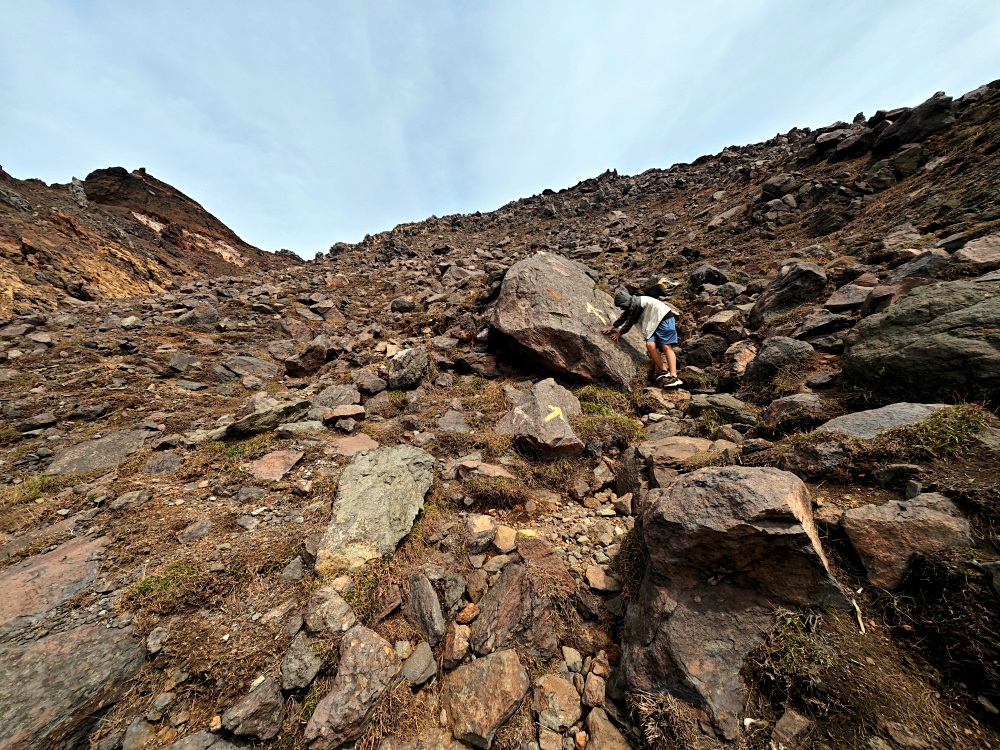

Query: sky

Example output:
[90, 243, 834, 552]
[2, 2, 999, 258]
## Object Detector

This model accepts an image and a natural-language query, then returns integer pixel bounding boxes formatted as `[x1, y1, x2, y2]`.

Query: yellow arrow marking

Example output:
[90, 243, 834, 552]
[585, 302, 607, 324]
[545, 405, 564, 422]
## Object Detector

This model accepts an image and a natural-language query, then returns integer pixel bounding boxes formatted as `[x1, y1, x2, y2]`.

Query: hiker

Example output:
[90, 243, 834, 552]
[602, 287, 683, 388]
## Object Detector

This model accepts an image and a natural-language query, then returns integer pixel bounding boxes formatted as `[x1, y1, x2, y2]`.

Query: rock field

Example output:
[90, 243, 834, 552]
[1, 81, 1000, 750]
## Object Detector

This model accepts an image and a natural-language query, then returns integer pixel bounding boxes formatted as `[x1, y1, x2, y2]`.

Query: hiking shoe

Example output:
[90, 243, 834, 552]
[660, 375, 683, 389]
[654, 370, 670, 382]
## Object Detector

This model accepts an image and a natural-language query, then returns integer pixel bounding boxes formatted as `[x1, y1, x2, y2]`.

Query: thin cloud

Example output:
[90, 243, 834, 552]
[1, 1, 998, 256]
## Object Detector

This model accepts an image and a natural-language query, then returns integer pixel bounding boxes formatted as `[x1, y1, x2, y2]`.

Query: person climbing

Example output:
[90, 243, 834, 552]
[602, 287, 683, 388]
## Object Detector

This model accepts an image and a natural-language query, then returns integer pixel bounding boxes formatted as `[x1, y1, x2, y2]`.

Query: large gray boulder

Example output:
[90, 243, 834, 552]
[490, 253, 644, 388]
[622, 466, 847, 740]
[496, 378, 584, 458]
[815, 403, 947, 440]
[315, 446, 434, 575]
[0, 625, 145, 749]
[748, 262, 827, 329]
[842, 279, 1000, 398]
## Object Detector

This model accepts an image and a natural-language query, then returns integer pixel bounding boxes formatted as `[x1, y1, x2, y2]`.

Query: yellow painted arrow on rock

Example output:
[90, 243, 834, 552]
[545, 405, 564, 422]
[585, 302, 607, 324]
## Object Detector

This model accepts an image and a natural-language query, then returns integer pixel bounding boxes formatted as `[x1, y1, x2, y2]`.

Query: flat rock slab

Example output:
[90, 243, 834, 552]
[142, 451, 183, 475]
[443, 649, 530, 749]
[315, 446, 434, 574]
[490, 253, 644, 388]
[0, 535, 105, 631]
[247, 449, 304, 482]
[622, 466, 847, 740]
[815, 403, 946, 439]
[304, 626, 401, 750]
[0, 624, 144, 749]
[324, 433, 380, 457]
[47, 430, 148, 475]
[841, 492, 973, 589]
[496, 378, 584, 459]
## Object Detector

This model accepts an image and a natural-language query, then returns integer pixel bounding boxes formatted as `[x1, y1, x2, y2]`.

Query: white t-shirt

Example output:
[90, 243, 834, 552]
[635, 296, 675, 340]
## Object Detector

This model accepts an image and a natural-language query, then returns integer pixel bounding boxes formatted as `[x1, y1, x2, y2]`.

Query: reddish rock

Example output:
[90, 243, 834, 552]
[841, 493, 973, 589]
[0, 535, 105, 630]
[0, 624, 145, 748]
[247, 449, 303, 482]
[324, 433, 379, 457]
[532, 673, 582, 732]
[443, 649, 530, 749]
[443, 623, 471, 669]
[622, 466, 847, 740]
[469, 563, 558, 659]
[585, 708, 630, 750]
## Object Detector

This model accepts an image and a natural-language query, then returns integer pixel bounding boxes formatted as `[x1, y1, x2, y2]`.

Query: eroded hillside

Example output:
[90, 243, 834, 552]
[0, 81, 999, 750]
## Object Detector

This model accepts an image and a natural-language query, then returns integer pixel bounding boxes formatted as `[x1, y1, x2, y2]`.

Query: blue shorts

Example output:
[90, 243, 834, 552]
[648, 315, 677, 346]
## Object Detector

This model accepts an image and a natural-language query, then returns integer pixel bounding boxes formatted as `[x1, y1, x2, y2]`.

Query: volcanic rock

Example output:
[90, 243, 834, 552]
[490, 253, 644, 388]
[443, 649, 530, 749]
[841, 493, 973, 589]
[843, 279, 1000, 398]
[315, 446, 434, 574]
[622, 466, 847, 739]
[496, 378, 584, 458]
[304, 626, 402, 750]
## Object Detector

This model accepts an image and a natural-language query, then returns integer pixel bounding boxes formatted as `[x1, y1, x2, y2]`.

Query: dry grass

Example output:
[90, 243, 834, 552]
[463, 476, 530, 509]
[745, 609, 998, 748]
[628, 691, 711, 750]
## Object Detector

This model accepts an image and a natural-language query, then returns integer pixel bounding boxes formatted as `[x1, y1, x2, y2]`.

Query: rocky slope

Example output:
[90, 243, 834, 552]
[0, 165, 299, 313]
[0, 80, 999, 750]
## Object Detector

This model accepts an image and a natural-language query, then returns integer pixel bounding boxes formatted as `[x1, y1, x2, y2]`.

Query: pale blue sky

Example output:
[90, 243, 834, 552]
[2, 1, 999, 257]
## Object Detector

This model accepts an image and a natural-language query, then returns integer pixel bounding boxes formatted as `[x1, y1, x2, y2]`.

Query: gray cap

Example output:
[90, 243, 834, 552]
[613, 288, 631, 308]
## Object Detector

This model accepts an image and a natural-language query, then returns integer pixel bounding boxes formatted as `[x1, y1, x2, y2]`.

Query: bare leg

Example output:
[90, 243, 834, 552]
[645, 340, 665, 371]
[661, 345, 677, 377]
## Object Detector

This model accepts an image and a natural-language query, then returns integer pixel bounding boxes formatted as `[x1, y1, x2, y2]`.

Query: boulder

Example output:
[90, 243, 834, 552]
[0, 625, 145, 749]
[490, 253, 644, 388]
[315, 446, 434, 574]
[443, 649, 530, 749]
[304, 626, 402, 750]
[686, 393, 756, 425]
[46, 430, 148, 475]
[622, 466, 847, 740]
[873, 92, 955, 157]
[841, 493, 973, 589]
[815, 403, 946, 440]
[842, 280, 1000, 398]
[388, 346, 429, 390]
[748, 262, 827, 329]
[496, 378, 584, 459]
